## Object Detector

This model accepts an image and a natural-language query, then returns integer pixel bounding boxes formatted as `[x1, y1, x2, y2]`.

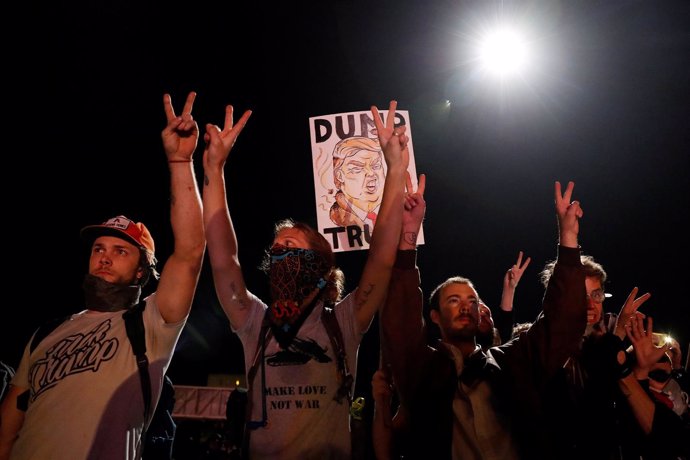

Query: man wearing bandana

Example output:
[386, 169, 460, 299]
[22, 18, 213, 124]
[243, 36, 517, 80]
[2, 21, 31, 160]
[203, 100, 408, 459]
[0, 92, 218, 460]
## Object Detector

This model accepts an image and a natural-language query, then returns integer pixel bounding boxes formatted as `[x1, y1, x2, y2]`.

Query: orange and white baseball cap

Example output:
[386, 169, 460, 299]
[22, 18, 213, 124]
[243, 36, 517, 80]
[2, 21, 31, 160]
[80, 215, 155, 256]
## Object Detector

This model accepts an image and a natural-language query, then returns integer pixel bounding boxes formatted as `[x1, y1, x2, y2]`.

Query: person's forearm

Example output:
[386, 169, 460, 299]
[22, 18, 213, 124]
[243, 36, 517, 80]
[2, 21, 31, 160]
[369, 161, 406, 263]
[398, 208, 422, 251]
[380, 251, 424, 400]
[537, 245, 587, 373]
[500, 287, 515, 312]
[372, 408, 394, 460]
[618, 374, 655, 434]
[203, 167, 240, 271]
[354, 161, 406, 330]
[169, 161, 205, 259]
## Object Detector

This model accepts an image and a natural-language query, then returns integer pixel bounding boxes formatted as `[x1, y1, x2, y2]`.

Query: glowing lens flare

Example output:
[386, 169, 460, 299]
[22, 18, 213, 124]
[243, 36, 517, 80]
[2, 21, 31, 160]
[478, 28, 530, 77]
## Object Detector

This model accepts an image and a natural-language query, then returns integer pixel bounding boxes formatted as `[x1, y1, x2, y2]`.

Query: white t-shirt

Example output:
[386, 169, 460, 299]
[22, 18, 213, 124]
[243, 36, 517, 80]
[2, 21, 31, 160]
[10, 293, 186, 460]
[235, 290, 362, 460]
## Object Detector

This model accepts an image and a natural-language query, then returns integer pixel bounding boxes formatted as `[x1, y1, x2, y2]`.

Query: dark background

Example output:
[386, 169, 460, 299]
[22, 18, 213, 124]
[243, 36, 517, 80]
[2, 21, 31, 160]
[7, 0, 689, 407]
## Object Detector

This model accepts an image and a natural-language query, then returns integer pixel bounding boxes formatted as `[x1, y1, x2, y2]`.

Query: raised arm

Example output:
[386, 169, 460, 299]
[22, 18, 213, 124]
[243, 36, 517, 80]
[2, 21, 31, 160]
[380, 171, 427, 398]
[354, 101, 408, 332]
[495, 251, 531, 343]
[555, 180, 582, 249]
[499, 251, 531, 312]
[201, 103, 253, 330]
[540, 181, 587, 364]
[507, 181, 587, 378]
[155, 92, 206, 323]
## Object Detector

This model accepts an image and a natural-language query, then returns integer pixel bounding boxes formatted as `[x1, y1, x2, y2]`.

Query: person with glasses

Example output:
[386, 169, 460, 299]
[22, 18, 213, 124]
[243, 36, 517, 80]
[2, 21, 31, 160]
[617, 314, 690, 459]
[540, 254, 613, 336]
[538, 253, 654, 459]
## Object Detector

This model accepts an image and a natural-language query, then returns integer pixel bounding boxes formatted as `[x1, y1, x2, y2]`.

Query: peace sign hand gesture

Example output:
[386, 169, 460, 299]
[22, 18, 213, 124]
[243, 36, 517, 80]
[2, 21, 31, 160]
[554, 181, 583, 248]
[162, 92, 200, 163]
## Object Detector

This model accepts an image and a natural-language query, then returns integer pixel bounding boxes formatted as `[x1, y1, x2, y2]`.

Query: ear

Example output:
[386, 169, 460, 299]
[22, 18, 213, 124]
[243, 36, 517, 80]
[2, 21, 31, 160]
[136, 267, 144, 280]
[430, 309, 440, 326]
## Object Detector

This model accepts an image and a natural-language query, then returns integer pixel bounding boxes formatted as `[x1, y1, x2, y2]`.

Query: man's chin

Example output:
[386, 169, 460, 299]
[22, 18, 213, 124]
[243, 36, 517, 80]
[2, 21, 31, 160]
[93, 273, 117, 284]
[450, 325, 478, 340]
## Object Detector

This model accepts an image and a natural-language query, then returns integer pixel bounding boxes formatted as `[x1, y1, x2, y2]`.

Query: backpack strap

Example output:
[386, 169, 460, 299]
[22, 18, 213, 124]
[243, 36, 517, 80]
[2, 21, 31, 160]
[17, 315, 71, 411]
[234, 312, 271, 460]
[245, 313, 271, 429]
[241, 301, 352, 446]
[123, 301, 152, 426]
[321, 302, 353, 404]
[246, 303, 353, 406]
[29, 315, 71, 354]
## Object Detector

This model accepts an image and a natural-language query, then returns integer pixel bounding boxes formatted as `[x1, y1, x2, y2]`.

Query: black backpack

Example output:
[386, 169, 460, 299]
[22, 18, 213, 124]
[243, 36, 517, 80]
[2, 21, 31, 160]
[20, 302, 176, 459]
[143, 374, 176, 460]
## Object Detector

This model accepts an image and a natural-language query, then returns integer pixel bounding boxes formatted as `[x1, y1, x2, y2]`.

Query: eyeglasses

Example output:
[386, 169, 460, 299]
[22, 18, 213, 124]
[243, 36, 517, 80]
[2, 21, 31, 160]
[586, 289, 606, 303]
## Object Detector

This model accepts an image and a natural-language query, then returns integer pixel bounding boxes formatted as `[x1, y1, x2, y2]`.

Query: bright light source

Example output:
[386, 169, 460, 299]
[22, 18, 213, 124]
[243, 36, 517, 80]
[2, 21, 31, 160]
[478, 27, 530, 78]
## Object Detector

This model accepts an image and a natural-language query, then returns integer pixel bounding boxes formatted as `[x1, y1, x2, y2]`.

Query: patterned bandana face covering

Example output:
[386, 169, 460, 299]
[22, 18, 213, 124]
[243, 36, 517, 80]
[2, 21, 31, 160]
[268, 245, 329, 347]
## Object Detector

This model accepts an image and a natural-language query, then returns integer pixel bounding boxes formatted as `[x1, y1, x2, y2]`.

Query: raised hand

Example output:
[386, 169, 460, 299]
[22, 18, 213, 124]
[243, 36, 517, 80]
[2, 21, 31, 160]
[161, 92, 200, 162]
[614, 286, 652, 339]
[371, 100, 409, 171]
[554, 181, 583, 248]
[203, 104, 253, 171]
[626, 315, 669, 379]
[503, 251, 531, 291]
[500, 251, 531, 312]
[400, 172, 426, 248]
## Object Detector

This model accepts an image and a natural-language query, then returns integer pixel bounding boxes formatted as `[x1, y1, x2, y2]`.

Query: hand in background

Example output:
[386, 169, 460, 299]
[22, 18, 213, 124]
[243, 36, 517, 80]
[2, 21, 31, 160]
[626, 315, 670, 380]
[614, 287, 651, 340]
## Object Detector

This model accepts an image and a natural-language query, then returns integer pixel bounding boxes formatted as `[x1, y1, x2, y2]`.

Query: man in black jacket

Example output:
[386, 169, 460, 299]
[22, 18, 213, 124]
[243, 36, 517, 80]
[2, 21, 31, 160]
[380, 181, 588, 459]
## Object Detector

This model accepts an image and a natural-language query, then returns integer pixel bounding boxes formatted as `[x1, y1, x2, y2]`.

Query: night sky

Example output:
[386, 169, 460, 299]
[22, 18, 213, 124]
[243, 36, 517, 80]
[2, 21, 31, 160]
[7, 1, 689, 400]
